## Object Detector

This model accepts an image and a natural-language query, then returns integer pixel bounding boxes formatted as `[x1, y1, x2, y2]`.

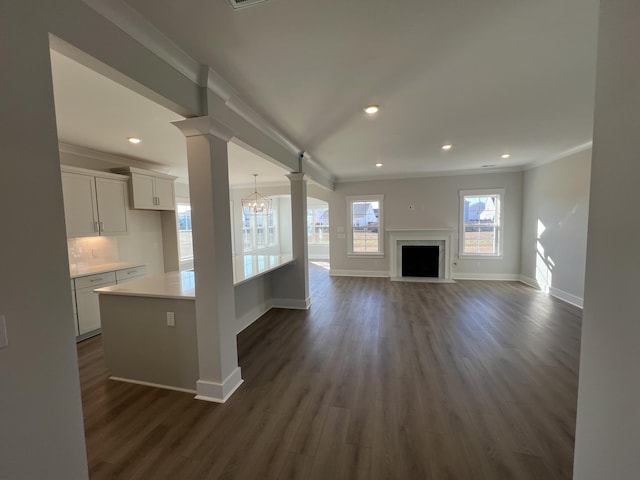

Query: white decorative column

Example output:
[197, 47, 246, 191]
[270, 173, 311, 309]
[172, 117, 242, 402]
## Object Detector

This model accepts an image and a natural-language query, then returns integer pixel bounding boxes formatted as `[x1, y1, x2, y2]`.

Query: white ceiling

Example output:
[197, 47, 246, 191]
[51, 0, 600, 184]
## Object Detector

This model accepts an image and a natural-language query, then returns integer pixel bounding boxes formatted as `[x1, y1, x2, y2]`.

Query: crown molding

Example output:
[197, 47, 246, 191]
[82, 0, 201, 85]
[523, 141, 593, 171]
[82, 0, 334, 185]
[58, 142, 171, 172]
[335, 166, 524, 184]
[172, 116, 233, 141]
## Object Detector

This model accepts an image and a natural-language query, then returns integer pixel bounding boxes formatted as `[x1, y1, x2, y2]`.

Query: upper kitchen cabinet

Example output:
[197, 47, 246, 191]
[61, 166, 129, 237]
[113, 167, 176, 211]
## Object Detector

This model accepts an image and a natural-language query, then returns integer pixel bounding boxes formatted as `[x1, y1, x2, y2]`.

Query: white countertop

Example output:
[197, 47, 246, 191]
[70, 261, 145, 279]
[95, 254, 294, 299]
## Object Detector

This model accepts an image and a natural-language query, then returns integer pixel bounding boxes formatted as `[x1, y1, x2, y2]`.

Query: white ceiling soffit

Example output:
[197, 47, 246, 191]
[227, 0, 269, 10]
[49, 49, 290, 186]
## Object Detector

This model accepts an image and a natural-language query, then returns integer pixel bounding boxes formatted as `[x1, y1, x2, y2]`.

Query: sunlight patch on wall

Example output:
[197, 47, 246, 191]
[536, 219, 553, 293]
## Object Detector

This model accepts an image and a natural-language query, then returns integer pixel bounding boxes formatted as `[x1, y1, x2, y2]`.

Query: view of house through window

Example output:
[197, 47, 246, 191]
[459, 189, 503, 256]
[307, 207, 329, 244]
[348, 195, 383, 255]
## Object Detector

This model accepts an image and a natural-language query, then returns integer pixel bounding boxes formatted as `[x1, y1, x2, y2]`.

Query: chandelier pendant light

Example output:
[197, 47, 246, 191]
[241, 174, 272, 215]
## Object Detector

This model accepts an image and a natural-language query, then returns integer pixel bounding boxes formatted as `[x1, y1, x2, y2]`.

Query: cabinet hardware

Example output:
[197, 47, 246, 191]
[90, 278, 104, 283]
[99, 221, 104, 231]
[94, 221, 99, 232]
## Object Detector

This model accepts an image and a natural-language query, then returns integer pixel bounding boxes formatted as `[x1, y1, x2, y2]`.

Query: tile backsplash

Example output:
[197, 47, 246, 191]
[67, 236, 120, 270]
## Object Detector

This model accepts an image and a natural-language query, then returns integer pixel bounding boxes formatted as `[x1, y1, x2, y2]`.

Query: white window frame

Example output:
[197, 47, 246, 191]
[459, 188, 504, 258]
[175, 196, 194, 271]
[242, 205, 278, 253]
[347, 194, 384, 257]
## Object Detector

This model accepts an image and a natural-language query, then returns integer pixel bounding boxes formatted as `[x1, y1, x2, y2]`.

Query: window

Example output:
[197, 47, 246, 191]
[176, 200, 193, 261]
[307, 207, 330, 244]
[347, 195, 384, 256]
[459, 189, 504, 257]
[242, 207, 278, 252]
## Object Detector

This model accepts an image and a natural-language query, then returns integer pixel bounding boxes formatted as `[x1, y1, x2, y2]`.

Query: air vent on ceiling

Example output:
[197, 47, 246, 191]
[227, 0, 269, 9]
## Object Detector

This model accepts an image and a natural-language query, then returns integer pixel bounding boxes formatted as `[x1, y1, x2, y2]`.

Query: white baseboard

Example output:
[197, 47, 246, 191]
[329, 269, 390, 278]
[549, 286, 584, 309]
[390, 276, 455, 283]
[195, 367, 244, 403]
[519, 275, 540, 289]
[453, 272, 521, 281]
[271, 297, 311, 310]
[236, 302, 272, 334]
[517, 276, 584, 308]
[109, 376, 197, 394]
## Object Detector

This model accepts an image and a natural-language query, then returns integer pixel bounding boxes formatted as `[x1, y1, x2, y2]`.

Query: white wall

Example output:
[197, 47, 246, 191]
[328, 172, 523, 277]
[573, 0, 640, 478]
[0, 5, 89, 478]
[520, 149, 591, 307]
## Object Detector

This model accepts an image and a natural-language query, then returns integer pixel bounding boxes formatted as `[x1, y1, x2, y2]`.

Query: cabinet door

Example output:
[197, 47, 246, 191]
[95, 177, 128, 235]
[71, 280, 79, 337]
[75, 286, 103, 335]
[76, 284, 116, 335]
[130, 173, 156, 209]
[154, 177, 175, 210]
[61, 172, 99, 237]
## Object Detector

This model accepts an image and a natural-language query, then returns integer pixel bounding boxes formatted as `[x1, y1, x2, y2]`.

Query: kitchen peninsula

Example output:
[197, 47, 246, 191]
[95, 254, 294, 393]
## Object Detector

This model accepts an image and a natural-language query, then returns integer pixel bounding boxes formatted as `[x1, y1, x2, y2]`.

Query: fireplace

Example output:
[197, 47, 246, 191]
[388, 229, 455, 282]
[402, 245, 439, 277]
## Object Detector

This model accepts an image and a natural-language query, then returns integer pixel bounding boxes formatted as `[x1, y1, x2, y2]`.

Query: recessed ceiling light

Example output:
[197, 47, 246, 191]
[375, 162, 383, 168]
[441, 144, 453, 151]
[128, 137, 142, 144]
[364, 105, 379, 115]
[501, 153, 511, 159]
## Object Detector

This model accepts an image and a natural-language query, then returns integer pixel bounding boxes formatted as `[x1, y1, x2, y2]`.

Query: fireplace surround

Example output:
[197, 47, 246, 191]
[388, 229, 455, 282]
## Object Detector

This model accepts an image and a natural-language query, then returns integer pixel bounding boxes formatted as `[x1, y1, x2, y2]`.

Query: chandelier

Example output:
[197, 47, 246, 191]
[241, 174, 272, 215]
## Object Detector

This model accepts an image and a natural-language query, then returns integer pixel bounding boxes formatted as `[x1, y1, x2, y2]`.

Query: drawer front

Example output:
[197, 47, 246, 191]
[116, 265, 147, 283]
[75, 271, 117, 289]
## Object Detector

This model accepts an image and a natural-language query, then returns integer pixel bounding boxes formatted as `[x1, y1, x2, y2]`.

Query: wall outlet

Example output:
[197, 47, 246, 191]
[92, 249, 99, 258]
[166, 312, 175, 327]
[0, 315, 8, 348]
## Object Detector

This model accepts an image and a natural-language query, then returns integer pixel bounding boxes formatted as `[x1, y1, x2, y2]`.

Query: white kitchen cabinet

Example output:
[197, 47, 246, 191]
[115, 265, 148, 284]
[113, 167, 176, 211]
[72, 265, 147, 340]
[75, 272, 116, 337]
[95, 177, 128, 235]
[61, 166, 128, 237]
[71, 279, 79, 337]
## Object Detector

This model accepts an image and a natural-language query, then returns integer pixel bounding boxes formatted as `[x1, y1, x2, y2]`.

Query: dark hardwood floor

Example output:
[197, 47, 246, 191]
[79, 263, 582, 479]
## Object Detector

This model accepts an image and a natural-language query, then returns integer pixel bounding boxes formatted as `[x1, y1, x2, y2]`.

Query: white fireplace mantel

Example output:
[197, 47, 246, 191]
[387, 228, 455, 282]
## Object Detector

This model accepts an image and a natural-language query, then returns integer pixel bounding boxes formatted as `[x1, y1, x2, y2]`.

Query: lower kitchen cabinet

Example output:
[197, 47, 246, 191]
[75, 272, 116, 337]
[72, 265, 147, 340]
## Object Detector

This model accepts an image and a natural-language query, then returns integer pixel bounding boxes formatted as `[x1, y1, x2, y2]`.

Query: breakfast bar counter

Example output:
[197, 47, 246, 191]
[95, 254, 295, 393]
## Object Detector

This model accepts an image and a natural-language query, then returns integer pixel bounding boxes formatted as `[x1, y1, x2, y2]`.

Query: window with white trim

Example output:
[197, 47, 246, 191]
[242, 207, 278, 252]
[347, 194, 384, 256]
[176, 200, 193, 262]
[459, 189, 504, 257]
